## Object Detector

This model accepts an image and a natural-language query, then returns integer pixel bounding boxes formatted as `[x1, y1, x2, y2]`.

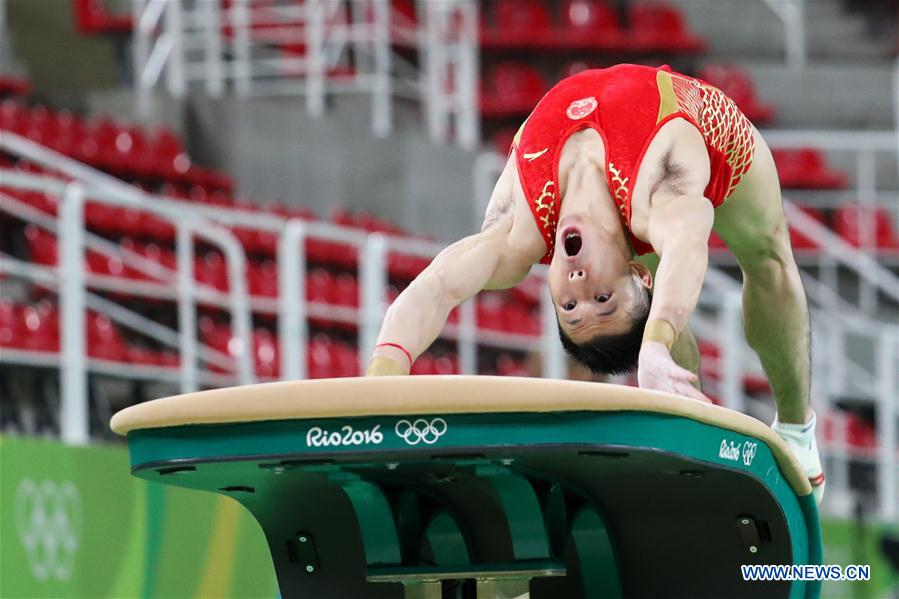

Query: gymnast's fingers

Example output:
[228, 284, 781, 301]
[672, 364, 699, 383]
[678, 382, 712, 404]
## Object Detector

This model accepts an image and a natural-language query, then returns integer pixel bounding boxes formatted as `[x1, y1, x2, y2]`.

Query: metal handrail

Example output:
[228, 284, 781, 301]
[0, 132, 256, 443]
[760, 0, 806, 69]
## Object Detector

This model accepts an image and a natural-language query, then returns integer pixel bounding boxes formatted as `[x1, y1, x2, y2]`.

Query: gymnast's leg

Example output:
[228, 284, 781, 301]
[712, 129, 823, 500]
[713, 131, 811, 425]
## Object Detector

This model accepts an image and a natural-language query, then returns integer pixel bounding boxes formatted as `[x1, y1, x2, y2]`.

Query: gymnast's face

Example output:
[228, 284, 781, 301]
[548, 217, 652, 344]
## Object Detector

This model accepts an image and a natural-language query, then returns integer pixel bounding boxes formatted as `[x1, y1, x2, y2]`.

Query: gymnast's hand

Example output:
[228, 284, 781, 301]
[637, 342, 711, 403]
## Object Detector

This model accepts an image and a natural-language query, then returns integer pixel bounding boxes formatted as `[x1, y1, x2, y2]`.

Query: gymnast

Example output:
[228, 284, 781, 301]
[365, 64, 824, 502]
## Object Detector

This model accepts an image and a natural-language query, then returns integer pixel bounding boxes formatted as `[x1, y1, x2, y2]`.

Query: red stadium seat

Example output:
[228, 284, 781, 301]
[0, 74, 31, 97]
[835, 204, 899, 251]
[480, 63, 547, 117]
[772, 148, 848, 189]
[306, 268, 336, 304]
[0, 299, 20, 348]
[389, 0, 418, 44]
[628, 3, 705, 53]
[333, 341, 360, 377]
[388, 252, 429, 280]
[845, 413, 877, 450]
[141, 212, 177, 242]
[50, 110, 88, 157]
[789, 205, 826, 251]
[17, 190, 58, 215]
[21, 303, 60, 352]
[25, 225, 57, 266]
[195, 252, 229, 292]
[476, 294, 504, 332]
[87, 312, 127, 361]
[433, 354, 459, 374]
[496, 352, 530, 377]
[253, 328, 281, 379]
[308, 333, 336, 379]
[248, 260, 279, 298]
[560, 0, 624, 49]
[73, 0, 132, 35]
[0, 99, 28, 132]
[698, 64, 776, 124]
[85, 200, 117, 233]
[411, 352, 435, 375]
[148, 126, 192, 182]
[137, 242, 177, 275]
[483, 0, 553, 47]
[334, 273, 359, 307]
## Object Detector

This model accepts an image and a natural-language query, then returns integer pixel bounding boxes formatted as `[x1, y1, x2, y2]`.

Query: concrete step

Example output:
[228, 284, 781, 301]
[672, 0, 892, 63]
[744, 61, 897, 129]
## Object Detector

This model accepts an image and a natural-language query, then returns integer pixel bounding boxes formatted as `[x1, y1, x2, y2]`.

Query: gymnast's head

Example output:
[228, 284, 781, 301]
[547, 215, 653, 375]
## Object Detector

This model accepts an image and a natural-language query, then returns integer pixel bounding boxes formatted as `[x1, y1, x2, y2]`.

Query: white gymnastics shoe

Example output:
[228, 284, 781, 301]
[773, 410, 825, 504]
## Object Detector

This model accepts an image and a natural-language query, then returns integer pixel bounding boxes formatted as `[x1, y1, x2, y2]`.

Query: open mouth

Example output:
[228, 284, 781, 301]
[563, 230, 582, 257]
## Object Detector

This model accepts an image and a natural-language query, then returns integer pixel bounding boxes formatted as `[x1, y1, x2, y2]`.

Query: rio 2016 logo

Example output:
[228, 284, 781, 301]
[719, 439, 759, 467]
[14, 478, 83, 581]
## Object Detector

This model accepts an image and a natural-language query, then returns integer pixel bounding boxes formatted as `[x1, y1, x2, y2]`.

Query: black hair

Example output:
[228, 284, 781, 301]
[557, 287, 652, 376]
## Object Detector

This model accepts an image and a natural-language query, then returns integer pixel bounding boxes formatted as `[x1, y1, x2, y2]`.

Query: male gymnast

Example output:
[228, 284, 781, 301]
[365, 64, 824, 502]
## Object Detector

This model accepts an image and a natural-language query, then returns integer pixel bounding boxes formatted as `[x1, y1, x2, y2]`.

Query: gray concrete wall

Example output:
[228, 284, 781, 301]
[185, 94, 481, 242]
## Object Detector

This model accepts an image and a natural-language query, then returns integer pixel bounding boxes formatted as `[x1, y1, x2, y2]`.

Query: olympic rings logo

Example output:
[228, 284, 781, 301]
[14, 478, 83, 581]
[394, 418, 448, 446]
[742, 441, 758, 467]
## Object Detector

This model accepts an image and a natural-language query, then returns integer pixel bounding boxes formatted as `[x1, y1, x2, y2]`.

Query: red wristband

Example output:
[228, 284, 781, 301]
[375, 343, 413, 367]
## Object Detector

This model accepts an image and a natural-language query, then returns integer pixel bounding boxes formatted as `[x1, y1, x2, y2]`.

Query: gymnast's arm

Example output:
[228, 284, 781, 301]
[637, 194, 714, 400]
[366, 158, 540, 375]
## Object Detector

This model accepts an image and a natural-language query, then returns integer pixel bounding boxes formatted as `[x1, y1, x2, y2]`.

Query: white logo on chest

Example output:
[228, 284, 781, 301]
[566, 96, 598, 120]
[523, 148, 548, 161]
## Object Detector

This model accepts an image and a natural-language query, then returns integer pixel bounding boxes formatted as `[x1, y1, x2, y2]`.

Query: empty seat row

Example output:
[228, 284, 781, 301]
[1, 295, 529, 380]
[476, 292, 542, 336]
[3, 168, 432, 276]
[22, 223, 545, 332]
[0, 300, 179, 366]
[0, 101, 232, 192]
[199, 317, 362, 379]
[772, 148, 848, 189]
[821, 411, 879, 451]
[20, 221, 436, 303]
[480, 0, 705, 53]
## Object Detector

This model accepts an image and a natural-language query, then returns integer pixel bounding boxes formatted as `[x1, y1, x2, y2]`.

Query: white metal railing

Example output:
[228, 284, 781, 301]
[763, 130, 898, 310]
[131, 0, 479, 147]
[0, 132, 255, 444]
[760, 0, 806, 69]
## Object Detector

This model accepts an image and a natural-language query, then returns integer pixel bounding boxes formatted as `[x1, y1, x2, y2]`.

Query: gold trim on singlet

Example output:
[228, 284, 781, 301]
[655, 71, 756, 200]
[656, 71, 680, 123]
